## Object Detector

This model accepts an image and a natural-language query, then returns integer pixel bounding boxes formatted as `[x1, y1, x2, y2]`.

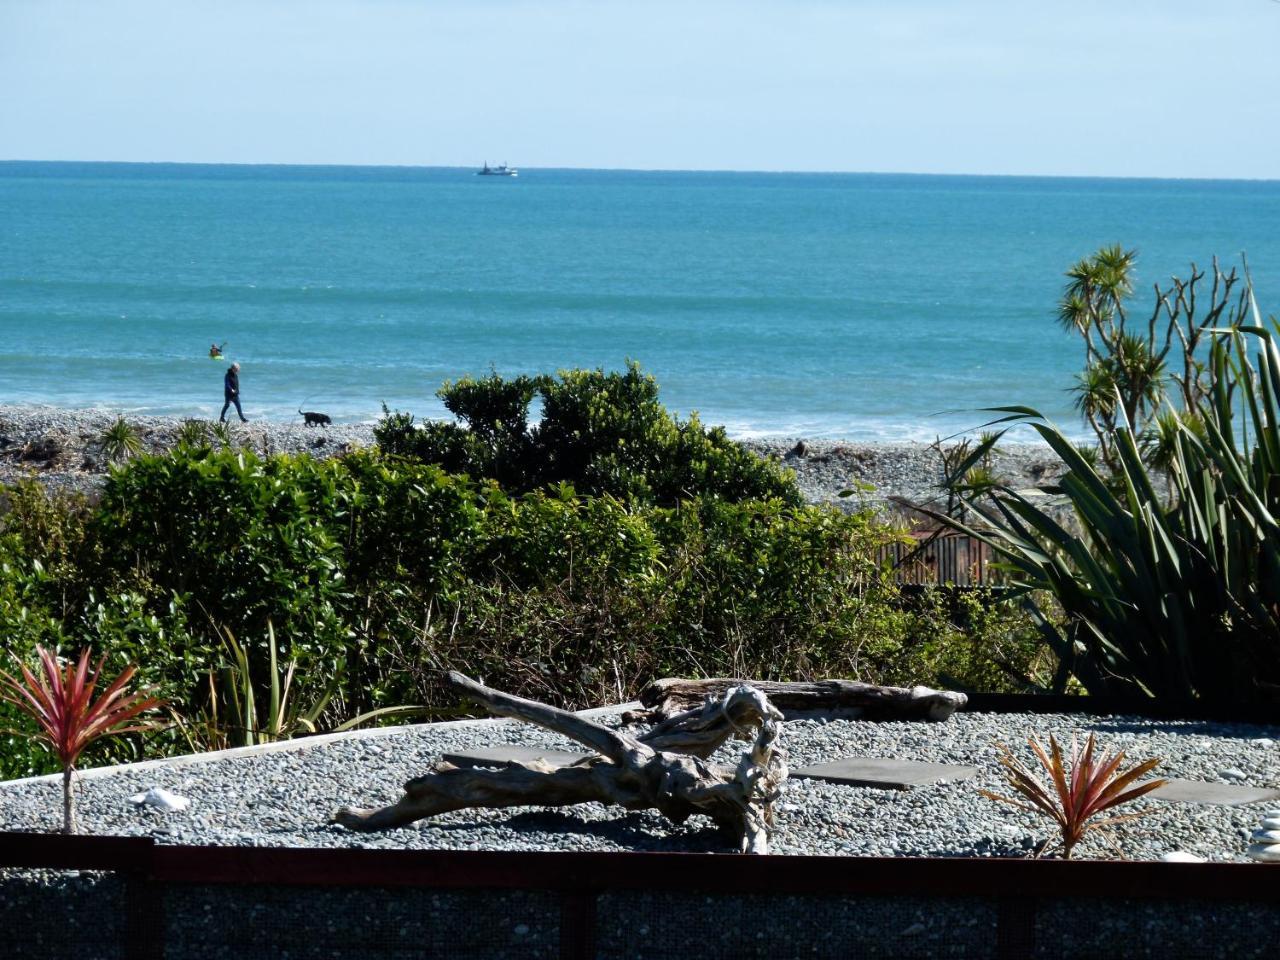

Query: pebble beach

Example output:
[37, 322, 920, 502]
[0, 404, 1068, 515]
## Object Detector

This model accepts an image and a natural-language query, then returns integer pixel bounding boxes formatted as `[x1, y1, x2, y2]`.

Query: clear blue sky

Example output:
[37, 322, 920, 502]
[2, 0, 1276, 178]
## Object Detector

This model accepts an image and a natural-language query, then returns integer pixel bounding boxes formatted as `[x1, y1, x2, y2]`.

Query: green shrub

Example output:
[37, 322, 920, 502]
[376, 363, 801, 506]
[95, 450, 349, 642]
[0, 482, 92, 758]
[388, 493, 906, 708]
[873, 587, 1056, 693]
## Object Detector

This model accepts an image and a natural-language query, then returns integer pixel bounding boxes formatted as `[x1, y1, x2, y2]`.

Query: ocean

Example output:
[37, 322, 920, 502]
[2, 161, 1278, 440]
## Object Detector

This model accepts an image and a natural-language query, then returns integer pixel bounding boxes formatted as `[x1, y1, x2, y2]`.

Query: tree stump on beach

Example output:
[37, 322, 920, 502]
[332, 671, 789, 853]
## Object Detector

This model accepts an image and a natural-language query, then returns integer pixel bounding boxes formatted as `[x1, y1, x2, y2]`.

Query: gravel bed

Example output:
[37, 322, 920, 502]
[2, 710, 1277, 862]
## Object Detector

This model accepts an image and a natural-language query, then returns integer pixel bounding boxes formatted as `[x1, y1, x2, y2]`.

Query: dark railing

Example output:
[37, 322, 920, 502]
[2, 834, 1279, 960]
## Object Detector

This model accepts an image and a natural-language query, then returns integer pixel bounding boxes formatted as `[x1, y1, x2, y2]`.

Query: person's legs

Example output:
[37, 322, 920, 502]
[232, 396, 247, 422]
[220, 399, 231, 422]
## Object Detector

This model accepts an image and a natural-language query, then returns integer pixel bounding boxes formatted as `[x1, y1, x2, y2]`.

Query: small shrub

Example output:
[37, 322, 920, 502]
[981, 732, 1166, 859]
[874, 587, 1056, 693]
[0, 477, 90, 569]
[0, 646, 163, 832]
[100, 417, 142, 463]
[210, 420, 234, 449]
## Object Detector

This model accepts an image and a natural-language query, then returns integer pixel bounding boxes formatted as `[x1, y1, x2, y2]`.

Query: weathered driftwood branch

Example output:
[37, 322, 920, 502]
[628, 677, 967, 725]
[629, 680, 789, 759]
[333, 671, 788, 853]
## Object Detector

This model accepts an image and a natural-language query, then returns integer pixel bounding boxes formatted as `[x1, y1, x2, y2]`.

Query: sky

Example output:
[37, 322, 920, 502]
[1, 0, 1277, 179]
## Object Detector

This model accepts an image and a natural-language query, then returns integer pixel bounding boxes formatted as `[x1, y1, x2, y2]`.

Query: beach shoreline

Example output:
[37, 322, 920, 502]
[0, 404, 1068, 514]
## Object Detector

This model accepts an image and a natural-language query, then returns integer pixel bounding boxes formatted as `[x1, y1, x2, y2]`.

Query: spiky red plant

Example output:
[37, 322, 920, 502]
[0, 646, 162, 833]
[980, 733, 1167, 859]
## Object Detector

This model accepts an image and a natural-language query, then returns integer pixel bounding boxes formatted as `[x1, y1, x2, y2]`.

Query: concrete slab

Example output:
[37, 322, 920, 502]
[441, 746, 593, 770]
[791, 757, 978, 790]
[1150, 778, 1280, 806]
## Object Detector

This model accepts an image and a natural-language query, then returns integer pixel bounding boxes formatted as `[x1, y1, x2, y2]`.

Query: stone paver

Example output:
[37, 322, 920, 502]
[1150, 778, 1280, 806]
[790, 757, 978, 790]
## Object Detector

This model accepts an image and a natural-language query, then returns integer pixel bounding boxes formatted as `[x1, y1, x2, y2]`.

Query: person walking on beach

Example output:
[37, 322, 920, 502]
[220, 362, 248, 422]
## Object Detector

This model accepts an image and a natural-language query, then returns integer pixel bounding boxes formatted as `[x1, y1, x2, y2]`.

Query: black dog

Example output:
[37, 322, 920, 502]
[299, 409, 332, 428]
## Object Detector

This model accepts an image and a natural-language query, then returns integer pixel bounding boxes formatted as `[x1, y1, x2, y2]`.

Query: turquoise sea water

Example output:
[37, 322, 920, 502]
[2, 161, 1278, 439]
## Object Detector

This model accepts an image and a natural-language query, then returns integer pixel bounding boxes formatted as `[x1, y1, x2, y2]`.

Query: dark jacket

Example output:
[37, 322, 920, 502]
[224, 368, 239, 400]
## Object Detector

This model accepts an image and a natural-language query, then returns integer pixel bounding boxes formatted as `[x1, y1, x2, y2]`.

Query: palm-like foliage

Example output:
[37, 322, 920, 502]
[100, 417, 143, 463]
[1058, 244, 1137, 339]
[937, 321, 1280, 705]
[981, 733, 1166, 859]
[1058, 249, 1250, 475]
[0, 647, 162, 832]
[1110, 332, 1168, 423]
[176, 419, 212, 449]
[1072, 339, 1166, 469]
[1073, 363, 1118, 421]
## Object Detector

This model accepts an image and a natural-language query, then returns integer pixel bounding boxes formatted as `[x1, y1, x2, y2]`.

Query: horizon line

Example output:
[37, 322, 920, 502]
[2, 157, 1278, 185]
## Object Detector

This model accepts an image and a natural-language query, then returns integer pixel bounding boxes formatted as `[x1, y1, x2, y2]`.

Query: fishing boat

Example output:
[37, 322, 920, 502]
[477, 161, 518, 177]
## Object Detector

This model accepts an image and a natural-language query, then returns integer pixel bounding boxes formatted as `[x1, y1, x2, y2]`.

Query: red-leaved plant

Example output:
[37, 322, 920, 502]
[0, 646, 163, 833]
[980, 733, 1167, 859]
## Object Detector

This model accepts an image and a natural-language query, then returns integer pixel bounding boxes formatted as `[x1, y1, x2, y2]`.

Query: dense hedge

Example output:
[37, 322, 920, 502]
[0, 446, 1046, 779]
[374, 364, 802, 506]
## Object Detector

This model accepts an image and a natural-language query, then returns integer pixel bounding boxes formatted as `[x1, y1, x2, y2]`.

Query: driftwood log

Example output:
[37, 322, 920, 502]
[629, 677, 967, 725]
[333, 671, 789, 853]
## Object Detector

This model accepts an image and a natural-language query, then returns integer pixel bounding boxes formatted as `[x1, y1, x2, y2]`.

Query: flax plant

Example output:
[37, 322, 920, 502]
[934, 315, 1280, 705]
[173, 622, 421, 751]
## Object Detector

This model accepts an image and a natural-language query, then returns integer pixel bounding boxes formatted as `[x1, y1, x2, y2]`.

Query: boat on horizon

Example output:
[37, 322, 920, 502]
[477, 162, 518, 177]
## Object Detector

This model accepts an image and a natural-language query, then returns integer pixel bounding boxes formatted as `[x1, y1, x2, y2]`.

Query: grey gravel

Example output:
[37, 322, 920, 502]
[0, 403, 375, 497]
[3, 710, 1277, 862]
[744, 437, 1070, 519]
